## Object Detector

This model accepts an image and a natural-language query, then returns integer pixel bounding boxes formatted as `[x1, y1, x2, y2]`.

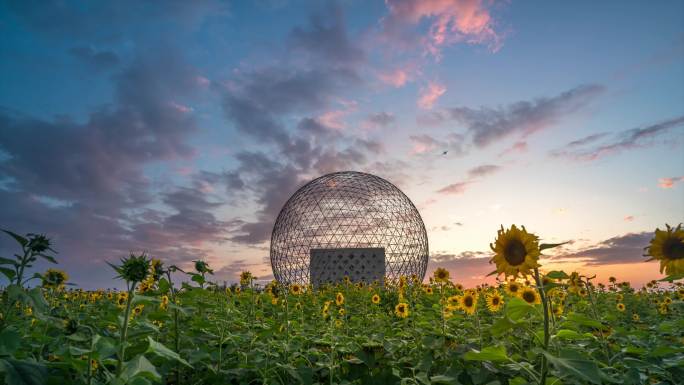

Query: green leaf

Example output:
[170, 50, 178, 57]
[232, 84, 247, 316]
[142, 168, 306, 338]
[486, 269, 498, 277]
[145, 337, 191, 367]
[0, 358, 48, 385]
[563, 312, 603, 329]
[93, 335, 117, 359]
[545, 270, 569, 280]
[554, 329, 590, 340]
[490, 316, 521, 337]
[190, 274, 205, 285]
[157, 278, 170, 293]
[128, 378, 153, 385]
[0, 256, 17, 266]
[506, 297, 535, 321]
[540, 242, 568, 251]
[26, 287, 48, 313]
[509, 377, 528, 385]
[659, 273, 684, 282]
[132, 295, 160, 305]
[650, 345, 681, 357]
[0, 329, 21, 356]
[430, 375, 458, 384]
[120, 354, 161, 382]
[36, 253, 57, 264]
[0, 267, 15, 281]
[540, 350, 601, 384]
[463, 346, 508, 362]
[1, 230, 28, 247]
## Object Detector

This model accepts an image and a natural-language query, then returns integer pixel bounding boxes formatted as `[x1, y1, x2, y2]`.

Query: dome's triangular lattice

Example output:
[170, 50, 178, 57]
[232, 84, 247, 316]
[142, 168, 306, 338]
[270, 171, 429, 285]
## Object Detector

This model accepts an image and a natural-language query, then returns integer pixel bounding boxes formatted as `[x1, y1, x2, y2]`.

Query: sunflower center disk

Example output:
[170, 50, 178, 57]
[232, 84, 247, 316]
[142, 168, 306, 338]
[523, 292, 535, 303]
[504, 239, 527, 266]
[662, 238, 684, 260]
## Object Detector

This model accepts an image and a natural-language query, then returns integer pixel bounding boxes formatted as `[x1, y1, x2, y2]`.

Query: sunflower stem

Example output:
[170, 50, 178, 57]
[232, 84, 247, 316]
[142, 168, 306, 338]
[116, 282, 136, 377]
[533, 268, 549, 385]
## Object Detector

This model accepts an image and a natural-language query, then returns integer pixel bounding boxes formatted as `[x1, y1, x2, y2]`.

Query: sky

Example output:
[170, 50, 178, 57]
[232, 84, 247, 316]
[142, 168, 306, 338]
[0, 0, 683, 289]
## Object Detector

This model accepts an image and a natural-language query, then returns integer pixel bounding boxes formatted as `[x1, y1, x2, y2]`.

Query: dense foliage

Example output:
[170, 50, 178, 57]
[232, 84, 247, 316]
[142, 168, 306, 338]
[0, 227, 682, 385]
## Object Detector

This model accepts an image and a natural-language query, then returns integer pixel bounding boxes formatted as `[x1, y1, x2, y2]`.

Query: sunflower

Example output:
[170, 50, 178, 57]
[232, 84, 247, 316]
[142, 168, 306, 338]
[645, 224, 684, 275]
[521, 287, 541, 305]
[459, 293, 478, 315]
[434, 268, 450, 283]
[239, 271, 253, 286]
[322, 307, 330, 319]
[663, 297, 673, 305]
[447, 295, 460, 307]
[490, 225, 541, 277]
[371, 294, 381, 304]
[485, 292, 504, 312]
[425, 286, 434, 295]
[271, 296, 278, 305]
[160, 295, 169, 310]
[395, 302, 409, 318]
[552, 303, 563, 316]
[116, 293, 128, 307]
[294, 302, 302, 311]
[454, 283, 464, 291]
[42, 269, 69, 289]
[504, 281, 523, 297]
[335, 292, 345, 306]
[132, 304, 144, 317]
[290, 284, 303, 296]
[616, 302, 625, 312]
[578, 288, 588, 297]
[631, 313, 640, 322]
[659, 304, 669, 315]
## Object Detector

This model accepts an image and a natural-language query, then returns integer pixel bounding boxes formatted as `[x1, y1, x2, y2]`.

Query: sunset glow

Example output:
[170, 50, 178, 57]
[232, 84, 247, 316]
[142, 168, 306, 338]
[0, 1, 683, 289]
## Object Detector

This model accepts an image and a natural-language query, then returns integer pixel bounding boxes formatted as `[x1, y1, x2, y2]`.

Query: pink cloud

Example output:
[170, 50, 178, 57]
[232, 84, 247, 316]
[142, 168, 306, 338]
[195, 75, 210, 87]
[378, 68, 410, 87]
[658, 176, 684, 189]
[409, 134, 442, 155]
[384, 0, 503, 57]
[624, 215, 634, 222]
[316, 100, 358, 130]
[169, 101, 193, 113]
[437, 180, 472, 194]
[417, 81, 446, 109]
[175, 166, 194, 176]
[499, 141, 528, 157]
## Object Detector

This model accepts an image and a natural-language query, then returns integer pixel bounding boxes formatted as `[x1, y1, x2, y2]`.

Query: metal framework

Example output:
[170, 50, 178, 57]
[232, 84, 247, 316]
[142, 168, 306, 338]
[270, 171, 429, 285]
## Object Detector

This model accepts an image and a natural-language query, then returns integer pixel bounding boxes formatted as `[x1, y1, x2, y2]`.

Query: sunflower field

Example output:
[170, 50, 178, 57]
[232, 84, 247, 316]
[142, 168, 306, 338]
[0, 225, 683, 385]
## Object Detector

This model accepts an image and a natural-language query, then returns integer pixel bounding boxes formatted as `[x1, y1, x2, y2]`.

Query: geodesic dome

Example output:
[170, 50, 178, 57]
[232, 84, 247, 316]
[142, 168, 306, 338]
[270, 171, 429, 285]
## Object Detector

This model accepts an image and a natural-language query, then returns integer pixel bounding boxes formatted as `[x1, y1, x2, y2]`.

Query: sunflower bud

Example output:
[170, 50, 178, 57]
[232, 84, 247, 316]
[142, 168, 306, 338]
[27, 233, 52, 253]
[194, 260, 213, 274]
[111, 253, 150, 283]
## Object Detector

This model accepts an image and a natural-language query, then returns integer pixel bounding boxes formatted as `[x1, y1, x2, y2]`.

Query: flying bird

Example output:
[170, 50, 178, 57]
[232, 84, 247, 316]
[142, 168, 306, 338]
[442, 150, 448, 155]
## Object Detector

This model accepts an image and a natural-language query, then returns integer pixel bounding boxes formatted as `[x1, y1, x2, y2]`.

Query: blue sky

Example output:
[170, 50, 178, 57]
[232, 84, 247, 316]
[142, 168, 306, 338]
[0, 0, 682, 288]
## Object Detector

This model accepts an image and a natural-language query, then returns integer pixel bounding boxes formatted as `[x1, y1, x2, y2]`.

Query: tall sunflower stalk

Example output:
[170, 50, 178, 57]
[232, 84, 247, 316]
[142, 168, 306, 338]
[532, 269, 550, 384]
[489, 225, 565, 385]
[164, 265, 183, 385]
[433, 268, 450, 340]
[108, 253, 151, 377]
[582, 275, 613, 362]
